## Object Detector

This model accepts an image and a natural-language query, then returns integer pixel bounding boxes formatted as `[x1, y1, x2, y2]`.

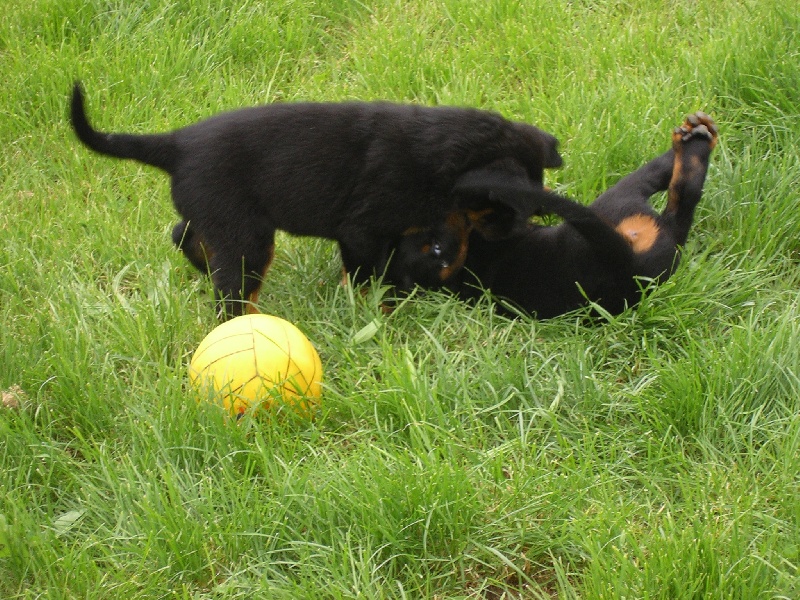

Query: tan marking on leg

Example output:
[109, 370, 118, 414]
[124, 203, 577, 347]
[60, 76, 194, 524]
[667, 130, 685, 214]
[667, 112, 718, 213]
[615, 214, 660, 254]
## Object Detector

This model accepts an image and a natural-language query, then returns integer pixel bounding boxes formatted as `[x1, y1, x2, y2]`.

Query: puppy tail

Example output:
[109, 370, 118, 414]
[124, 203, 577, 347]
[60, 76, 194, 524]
[70, 82, 177, 173]
[456, 175, 633, 264]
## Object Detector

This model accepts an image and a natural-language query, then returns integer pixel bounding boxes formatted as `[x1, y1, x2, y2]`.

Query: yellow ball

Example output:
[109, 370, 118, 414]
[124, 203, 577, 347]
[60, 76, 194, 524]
[189, 314, 323, 418]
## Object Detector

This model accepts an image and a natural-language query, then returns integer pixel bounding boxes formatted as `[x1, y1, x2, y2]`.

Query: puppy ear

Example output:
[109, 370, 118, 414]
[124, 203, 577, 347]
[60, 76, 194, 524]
[538, 131, 563, 168]
[453, 169, 537, 240]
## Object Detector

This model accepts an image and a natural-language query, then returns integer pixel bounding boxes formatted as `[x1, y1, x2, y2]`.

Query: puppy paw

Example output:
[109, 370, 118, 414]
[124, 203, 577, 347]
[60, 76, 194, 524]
[664, 111, 717, 219]
[673, 111, 718, 151]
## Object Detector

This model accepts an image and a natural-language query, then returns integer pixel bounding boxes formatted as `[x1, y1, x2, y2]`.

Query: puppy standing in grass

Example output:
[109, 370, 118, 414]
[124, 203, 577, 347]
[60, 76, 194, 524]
[394, 112, 718, 318]
[70, 84, 562, 318]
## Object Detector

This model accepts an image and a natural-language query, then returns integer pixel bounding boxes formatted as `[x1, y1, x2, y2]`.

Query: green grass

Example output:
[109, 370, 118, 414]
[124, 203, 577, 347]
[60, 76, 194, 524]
[2, 0, 799, 597]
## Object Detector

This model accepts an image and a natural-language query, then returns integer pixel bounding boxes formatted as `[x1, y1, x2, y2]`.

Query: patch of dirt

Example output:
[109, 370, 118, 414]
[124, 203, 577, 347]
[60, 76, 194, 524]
[2, 385, 27, 409]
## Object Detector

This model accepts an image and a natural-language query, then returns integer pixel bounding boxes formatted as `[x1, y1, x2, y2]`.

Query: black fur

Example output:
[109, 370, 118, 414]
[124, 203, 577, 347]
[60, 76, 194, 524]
[70, 83, 562, 317]
[393, 112, 718, 318]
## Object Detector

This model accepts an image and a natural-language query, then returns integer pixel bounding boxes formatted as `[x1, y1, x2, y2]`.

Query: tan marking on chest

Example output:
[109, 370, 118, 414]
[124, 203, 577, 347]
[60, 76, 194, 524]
[615, 214, 660, 253]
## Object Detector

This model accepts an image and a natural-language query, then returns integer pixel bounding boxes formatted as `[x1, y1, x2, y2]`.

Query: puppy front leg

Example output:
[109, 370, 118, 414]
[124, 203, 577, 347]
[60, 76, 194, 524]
[590, 152, 675, 220]
[209, 235, 276, 320]
[338, 238, 386, 287]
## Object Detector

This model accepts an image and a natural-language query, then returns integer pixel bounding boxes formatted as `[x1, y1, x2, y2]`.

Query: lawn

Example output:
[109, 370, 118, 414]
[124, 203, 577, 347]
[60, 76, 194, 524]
[1, 0, 798, 598]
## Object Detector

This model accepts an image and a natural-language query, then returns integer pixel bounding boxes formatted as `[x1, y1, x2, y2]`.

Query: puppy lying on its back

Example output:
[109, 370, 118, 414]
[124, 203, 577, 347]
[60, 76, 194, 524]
[393, 112, 718, 318]
[70, 84, 562, 318]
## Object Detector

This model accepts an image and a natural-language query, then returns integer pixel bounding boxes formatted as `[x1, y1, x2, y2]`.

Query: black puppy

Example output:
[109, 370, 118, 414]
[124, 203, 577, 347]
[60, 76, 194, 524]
[393, 112, 718, 318]
[70, 84, 562, 317]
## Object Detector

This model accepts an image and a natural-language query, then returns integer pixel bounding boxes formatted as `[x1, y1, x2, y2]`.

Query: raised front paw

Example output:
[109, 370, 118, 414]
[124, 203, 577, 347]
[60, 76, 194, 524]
[673, 111, 718, 150]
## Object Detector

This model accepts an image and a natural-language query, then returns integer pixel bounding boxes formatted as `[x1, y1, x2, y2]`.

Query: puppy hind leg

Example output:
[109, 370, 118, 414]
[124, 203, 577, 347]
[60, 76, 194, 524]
[664, 112, 718, 245]
[172, 220, 214, 274]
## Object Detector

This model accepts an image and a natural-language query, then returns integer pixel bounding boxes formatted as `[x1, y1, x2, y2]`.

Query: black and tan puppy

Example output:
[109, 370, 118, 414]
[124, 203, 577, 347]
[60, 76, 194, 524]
[393, 112, 718, 318]
[70, 84, 562, 317]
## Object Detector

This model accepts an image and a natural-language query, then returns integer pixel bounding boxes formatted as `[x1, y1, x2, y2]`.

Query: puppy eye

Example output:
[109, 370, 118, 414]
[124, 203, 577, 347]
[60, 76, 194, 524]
[431, 242, 442, 257]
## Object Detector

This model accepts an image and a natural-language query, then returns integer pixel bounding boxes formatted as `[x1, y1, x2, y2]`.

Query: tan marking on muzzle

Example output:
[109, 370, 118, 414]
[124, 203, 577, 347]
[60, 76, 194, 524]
[465, 208, 493, 229]
[438, 212, 472, 281]
[402, 225, 428, 236]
